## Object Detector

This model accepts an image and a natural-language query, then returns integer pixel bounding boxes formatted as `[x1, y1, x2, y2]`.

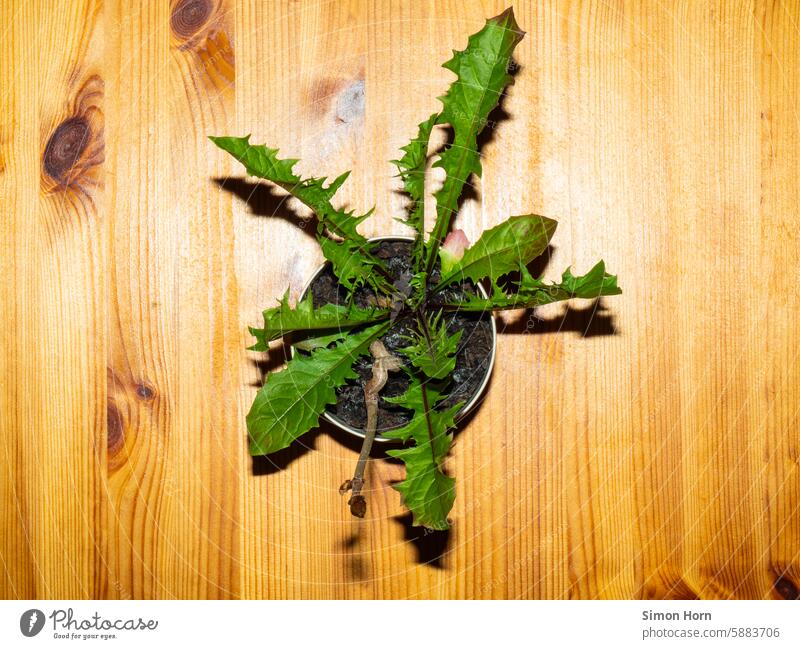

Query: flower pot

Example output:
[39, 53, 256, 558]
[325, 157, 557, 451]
[292, 235, 497, 443]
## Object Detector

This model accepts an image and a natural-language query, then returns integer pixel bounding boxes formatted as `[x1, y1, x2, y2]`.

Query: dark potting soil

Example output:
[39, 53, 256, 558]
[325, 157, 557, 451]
[305, 239, 494, 434]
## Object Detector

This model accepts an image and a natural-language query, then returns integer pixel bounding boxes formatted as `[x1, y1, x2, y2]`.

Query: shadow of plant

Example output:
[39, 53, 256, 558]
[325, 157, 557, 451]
[213, 176, 318, 242]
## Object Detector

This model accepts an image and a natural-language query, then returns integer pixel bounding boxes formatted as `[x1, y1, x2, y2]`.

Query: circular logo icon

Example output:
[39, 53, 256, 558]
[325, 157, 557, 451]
[20, 609, 45, 637]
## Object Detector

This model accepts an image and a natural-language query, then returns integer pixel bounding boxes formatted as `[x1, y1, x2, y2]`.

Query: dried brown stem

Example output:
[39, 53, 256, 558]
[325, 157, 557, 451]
[340, 340, 402, 518]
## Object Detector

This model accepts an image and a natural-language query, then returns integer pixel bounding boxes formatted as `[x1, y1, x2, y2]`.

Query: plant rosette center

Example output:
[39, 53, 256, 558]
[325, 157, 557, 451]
[295, 237, 497, 441]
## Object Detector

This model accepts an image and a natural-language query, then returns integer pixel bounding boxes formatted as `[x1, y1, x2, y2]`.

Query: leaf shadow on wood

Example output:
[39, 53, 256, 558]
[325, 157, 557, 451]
[393, 513, 450, 569]
[250, 415, 368, 476]
[247, 338, 293, 388]
[494, 245, 620, 337]
[213, 177, 319, 242]
[337, 525, 371, 582]
[250, 428, 325, 476]
[499, 299, 618, 337]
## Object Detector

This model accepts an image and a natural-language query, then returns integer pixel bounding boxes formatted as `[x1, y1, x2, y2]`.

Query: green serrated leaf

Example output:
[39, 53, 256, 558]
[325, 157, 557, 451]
[247, 322, 389, 455]
[555, 262, 621, 297]
[291, 330, 348, 352]
[382, 377, 461, 530]
[249, 290, 389, 346]
[423, 8, 525, 276]
[440, 261, 621, 311]
[210, 135, 366, 240]
[389, 446, 456, 530]
[399, 312, 462, 380]
[316, 235, 392, 294]
[391, 113, 438, 270]
[210, 135, 393, 294]
[517, 260, 622, 304]
[436, 214, 557, 289]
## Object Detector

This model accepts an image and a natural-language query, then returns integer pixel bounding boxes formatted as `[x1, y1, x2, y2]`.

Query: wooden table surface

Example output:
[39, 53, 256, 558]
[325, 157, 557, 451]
[1, 0, 798, 600]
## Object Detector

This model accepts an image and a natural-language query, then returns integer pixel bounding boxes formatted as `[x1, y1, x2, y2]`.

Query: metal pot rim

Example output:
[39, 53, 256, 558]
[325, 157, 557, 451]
[292, 234, 497, 443]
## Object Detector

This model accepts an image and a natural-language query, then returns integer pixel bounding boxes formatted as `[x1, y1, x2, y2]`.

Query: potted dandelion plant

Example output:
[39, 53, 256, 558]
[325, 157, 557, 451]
[211, 7, 620, 530]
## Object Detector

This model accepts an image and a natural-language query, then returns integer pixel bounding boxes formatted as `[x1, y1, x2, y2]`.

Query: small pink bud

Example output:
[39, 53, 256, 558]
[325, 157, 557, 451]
[442, 229, 469, 259]
[440, 229, 470, 275]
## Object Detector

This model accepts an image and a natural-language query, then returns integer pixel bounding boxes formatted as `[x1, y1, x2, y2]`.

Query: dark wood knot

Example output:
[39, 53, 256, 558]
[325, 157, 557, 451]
[43, 117, 90, 185]
[41, 74, 104, 196]
[135, 381, 156, 401]
[107, 400, 125, 457]
[774, 575, 799, 600]
[171, 0, 213, 40]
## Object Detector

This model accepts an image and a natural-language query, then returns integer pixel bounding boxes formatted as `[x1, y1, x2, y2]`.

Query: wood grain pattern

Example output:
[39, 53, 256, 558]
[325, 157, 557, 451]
[1, 0, 798, 599]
